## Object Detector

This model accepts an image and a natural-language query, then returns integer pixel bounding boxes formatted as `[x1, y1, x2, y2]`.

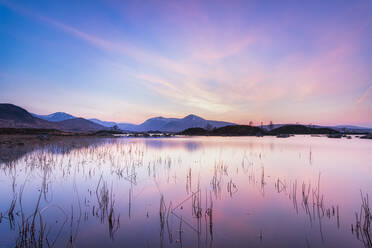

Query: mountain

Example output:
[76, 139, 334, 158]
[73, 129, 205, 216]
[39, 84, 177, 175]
[137, 116, 179, 131]
[89, 118, 117, 127]
[1, 104, 38, 124]
[88, 118, 138, 131]
[32, 114, 121, 129]
[117, 123, 138, 131]
[0, 104, 56, 129]
[32, 112, 76, 122]
[57, 118, 105, 132]
[0, 104, 106, 132]
[133, 114, 235, 132]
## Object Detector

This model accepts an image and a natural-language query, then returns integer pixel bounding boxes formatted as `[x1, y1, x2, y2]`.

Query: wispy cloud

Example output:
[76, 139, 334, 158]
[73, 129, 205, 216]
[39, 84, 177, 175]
[136, 74, 232, 113]
[357, 85, 372, 105]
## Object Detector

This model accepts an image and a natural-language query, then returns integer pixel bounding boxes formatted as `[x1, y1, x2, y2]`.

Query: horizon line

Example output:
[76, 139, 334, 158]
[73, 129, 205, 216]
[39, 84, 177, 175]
[2, 102, 372, 129]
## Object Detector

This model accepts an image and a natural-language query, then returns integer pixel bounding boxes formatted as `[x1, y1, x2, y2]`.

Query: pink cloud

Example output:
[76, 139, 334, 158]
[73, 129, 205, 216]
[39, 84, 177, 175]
[357, 84, 372, 105]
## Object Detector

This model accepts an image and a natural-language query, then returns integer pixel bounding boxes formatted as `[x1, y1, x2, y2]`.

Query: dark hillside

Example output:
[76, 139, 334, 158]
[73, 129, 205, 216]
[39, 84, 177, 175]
[0, 103, 106, 133]
[0, 104, 37, 123]
[211, 125, 265, 136]
[56, 118, 106, 132]
[270, 125, 339, 134]
[180, 125, 266, 136]
[180, 127, 209, 135]
[0, 103, 57, 129]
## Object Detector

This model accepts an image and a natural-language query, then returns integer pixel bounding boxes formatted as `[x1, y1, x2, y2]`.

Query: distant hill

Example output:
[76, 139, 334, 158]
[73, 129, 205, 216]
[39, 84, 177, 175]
[180, 124, 339, 136]
[181, 125, 265, 136]
[180, 127, 209, 135]
[211, 125, 265, 136]
[330, 125, 372, 133]
[32, 112, 76, 122]
[0, 104, 106, 133]
[262, 123, 372, 133]
[57, 118, 105, 132]
[269, 125, 339, 134]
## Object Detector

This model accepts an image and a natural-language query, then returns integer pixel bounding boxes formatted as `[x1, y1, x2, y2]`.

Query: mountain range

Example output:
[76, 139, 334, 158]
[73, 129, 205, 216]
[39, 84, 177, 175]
[0, 103, 235, 133]
[120, 114, 235, 132]
[1, 103, 371, 133]
[31, 108, 235, 132]
[0, 104, 105, 132]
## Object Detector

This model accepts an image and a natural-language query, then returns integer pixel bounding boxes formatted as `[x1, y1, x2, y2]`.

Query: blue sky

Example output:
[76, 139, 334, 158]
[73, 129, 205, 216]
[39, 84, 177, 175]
[0, 0, 371, 126]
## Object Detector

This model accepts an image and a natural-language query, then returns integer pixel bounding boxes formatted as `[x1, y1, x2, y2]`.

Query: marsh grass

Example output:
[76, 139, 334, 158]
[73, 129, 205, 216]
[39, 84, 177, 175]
[353, 192, 372, 247]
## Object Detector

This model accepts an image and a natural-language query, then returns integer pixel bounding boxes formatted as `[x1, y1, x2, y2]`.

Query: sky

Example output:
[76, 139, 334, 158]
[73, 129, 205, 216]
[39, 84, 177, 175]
[0, 0, 371, 126]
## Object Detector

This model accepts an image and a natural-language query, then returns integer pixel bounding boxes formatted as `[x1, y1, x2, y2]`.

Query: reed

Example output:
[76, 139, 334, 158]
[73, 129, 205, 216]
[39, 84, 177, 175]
[353, 191, 371, 247]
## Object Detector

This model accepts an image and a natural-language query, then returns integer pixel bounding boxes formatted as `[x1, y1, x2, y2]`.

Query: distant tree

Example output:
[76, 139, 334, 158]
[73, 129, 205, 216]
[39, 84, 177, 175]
[260, 121, 263, 129]
[269, 121, 274, 130]
[249, 121, 253, 127]
[205, 123, 213, 131]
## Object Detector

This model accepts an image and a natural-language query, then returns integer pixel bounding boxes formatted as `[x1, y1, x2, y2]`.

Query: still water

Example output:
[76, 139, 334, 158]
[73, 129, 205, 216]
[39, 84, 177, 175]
[0, 136, 371, 247]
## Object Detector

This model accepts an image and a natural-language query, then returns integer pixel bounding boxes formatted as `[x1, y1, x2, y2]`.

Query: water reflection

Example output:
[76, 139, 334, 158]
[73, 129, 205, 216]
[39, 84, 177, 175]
[0, 136, 371, 247]
[144, 138, 203, 151]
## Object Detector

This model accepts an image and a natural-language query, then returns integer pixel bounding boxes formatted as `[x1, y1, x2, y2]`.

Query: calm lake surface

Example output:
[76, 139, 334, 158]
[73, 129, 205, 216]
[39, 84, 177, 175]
[0, 136, 371, 248]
